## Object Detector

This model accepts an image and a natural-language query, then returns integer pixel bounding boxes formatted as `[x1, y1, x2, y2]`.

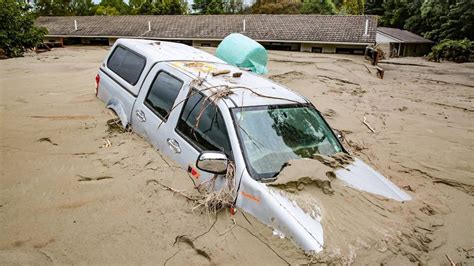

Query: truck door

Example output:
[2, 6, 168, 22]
[132, 62, 233, 185]
[170, 89, 234, 185]
[131, 62, 193, 162]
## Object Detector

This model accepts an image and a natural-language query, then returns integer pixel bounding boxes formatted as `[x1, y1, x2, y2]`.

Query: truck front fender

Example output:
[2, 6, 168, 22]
[235, 177, 324, 252]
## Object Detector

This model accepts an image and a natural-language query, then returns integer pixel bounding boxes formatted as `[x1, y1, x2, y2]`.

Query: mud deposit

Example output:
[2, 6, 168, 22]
[1, 47, 473, 264]
[268, 159, 335, 194]
[277, 173, 449, 264]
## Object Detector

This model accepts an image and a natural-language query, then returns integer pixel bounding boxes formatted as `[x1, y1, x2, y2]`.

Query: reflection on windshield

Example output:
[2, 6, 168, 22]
[233, 104, 342, 179]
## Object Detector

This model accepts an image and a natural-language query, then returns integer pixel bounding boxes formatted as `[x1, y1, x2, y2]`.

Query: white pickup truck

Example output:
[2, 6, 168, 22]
[96, 38, 411, 252]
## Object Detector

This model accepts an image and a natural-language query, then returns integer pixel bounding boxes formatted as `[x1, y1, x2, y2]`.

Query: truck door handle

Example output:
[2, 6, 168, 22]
[136, 109, 146, 122]
[167, 138, 181, 154]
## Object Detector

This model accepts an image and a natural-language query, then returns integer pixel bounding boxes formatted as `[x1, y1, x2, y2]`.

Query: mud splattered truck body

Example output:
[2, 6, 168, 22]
[96, 39, 411, 252]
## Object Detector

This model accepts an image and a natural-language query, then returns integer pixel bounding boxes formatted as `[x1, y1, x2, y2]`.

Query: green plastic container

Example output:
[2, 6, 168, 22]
[216, 33, 268, 74]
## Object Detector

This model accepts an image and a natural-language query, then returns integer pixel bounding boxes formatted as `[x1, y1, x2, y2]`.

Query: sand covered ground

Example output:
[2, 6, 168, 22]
[0, 46, 472, 265]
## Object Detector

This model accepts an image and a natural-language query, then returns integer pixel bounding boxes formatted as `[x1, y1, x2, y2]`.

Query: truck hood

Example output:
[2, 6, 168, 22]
[335, 157, 412, 202]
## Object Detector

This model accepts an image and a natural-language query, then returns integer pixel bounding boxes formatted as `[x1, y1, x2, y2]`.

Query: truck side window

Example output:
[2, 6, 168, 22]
[107, 46, 146, 86]
[144, 71, 183, 121]
[176, 91, 232, 157]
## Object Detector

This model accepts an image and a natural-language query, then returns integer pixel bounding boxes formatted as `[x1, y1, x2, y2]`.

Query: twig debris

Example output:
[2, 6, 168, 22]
[363, 116, 376, 133]
[445, 254, 456, 266]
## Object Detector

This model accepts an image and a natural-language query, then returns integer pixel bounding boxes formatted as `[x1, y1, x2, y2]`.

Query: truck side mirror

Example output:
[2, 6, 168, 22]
[196, 151, 228, 174]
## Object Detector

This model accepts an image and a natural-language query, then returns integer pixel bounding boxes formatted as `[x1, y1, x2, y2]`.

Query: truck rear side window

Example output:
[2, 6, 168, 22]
[107, 46, 146, 85]
[144, 71, 183, 120]
[176, 91, 231, 157]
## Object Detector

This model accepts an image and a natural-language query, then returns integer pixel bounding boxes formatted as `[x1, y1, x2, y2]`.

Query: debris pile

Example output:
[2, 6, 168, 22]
[151, 161, 236, 215]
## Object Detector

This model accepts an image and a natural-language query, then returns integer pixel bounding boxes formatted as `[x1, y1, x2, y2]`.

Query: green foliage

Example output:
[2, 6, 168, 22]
[301, 0, 337, 15]
[95, 5, 120, 15]
[33, 0, 188, 15]
[364, 0, 384, 16]
[0, 0, 47, 58]
[249, 0, 368, 15]
[205, 0, 224, 14]
[379, 0, 421, 29]
[250, 0, 303, 14]
[427, 39, 473, 63]
[223, 0, 244, 13]
[422, 0, 474, 41]
[35, 0, 96, 16]
[131, 0, 187, 15]
[193, 0, 221, 14]
[98, 0, 129, 14]
[192, 0, 242, 14]
[129, 0, 145, 10]
[35, 0, 74, 16]
[71, 0, 97, 16]
[339, 0, 365, 15]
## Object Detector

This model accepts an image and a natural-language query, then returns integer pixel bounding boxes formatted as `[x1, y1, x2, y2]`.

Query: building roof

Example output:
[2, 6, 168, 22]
[377, 27, 433, 43]
[37, 15, 377, 44]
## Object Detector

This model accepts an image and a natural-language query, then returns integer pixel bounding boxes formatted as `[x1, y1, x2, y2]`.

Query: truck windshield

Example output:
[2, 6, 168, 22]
[231, 104, 343, 180]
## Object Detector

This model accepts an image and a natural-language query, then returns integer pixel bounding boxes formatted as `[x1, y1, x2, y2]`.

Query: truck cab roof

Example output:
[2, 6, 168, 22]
[117, 38, 225, 64]
[116, 38, 308, 108]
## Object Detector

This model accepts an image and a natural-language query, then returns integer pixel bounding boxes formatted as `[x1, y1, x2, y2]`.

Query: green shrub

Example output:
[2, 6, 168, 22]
[427, 39, 473, 63]
[0, 0, 47, 58]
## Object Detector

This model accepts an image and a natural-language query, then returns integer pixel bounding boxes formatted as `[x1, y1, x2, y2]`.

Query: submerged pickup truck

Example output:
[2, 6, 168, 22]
[96, 39, 411, 252]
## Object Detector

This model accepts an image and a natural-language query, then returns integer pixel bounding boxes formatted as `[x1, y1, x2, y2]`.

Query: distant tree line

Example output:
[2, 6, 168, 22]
[32, 0, 247, 16]
[31, 0, 369, 16]
[249, 0, 364, 15]
[34, 0, 188, 16]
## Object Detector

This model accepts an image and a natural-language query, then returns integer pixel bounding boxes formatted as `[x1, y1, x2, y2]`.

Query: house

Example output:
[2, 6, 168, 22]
[36, 15, 377, 54]
[376, 27, 433, 57]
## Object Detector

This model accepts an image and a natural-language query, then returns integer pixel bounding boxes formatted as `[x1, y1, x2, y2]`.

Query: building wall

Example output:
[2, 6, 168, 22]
[44, 37, 64, 47]
[192, 40, 221, 47]
[259, 42, 300, 51]
[383, 43, 432, 57]
[403, 43, 432, 57]
[376, 33, 399, 43]
[44, 36, 371, 55]
[301, 43, 367, 54]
